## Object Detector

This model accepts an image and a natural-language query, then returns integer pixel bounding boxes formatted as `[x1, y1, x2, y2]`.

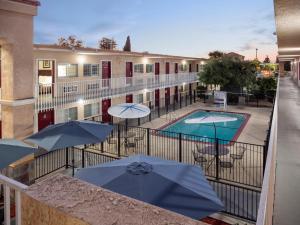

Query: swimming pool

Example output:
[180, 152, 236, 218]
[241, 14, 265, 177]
[160, 110, 249, 143]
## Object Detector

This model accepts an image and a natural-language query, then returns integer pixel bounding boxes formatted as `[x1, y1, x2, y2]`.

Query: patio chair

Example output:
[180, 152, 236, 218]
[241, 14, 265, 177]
[124, 137, 137, 154]
[134, 129, 146, 142]
[219, 156, 234, 174]
[192, 150, 207, 168]
[230, 146, 247, 169]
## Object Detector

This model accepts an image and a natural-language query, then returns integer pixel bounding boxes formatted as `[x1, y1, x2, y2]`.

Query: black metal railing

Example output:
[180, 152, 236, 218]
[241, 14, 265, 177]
[82, 124, 264, 188]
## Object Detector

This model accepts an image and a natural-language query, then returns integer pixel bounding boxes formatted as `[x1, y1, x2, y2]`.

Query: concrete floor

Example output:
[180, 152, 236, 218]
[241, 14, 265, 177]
[273, 77, 300, 225]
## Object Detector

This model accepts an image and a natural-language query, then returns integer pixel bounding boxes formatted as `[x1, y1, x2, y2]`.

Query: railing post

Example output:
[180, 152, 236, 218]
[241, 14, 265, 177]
[215, 138, 219, 180]
[179, 133, 182, 162]
[82, 149, 85, 168]
[4, 184, 10, 225]
[72, 147, 75, 177]
[173, 95, 176, 111]
[65, 147, 69, 169]
[147, 128, 150, 156]
[15, 190, 21, 225]
[148, 101, 152, 122]
[117, 124, 121, 157]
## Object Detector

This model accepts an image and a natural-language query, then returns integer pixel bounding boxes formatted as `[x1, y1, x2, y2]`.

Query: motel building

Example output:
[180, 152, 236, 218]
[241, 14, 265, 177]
[33, 46, 205, 132]
[0, 0, 206, 140]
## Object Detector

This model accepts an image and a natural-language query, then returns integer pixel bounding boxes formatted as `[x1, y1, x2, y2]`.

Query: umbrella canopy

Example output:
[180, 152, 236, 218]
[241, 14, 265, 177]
[108, 103, 150, 119]
[26, 120, 113, 151]
[185, 116, 237, 124]
[75, 155, 224, 220]
[0, 139, 36, 170]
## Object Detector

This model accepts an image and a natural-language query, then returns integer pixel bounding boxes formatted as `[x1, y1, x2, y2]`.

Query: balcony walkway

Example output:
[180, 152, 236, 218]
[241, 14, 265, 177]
[273, 76, 300, 225]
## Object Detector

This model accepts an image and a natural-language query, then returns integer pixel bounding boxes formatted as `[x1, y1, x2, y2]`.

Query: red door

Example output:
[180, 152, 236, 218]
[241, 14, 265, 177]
[38, 109, 54, 131]
[165, 62, 170, 74]
[126, 94, 133, 103]
[174, 86, 179, 103]
[155, 89, 160, 107]
[175, 63, 178, 74]
[102, 99, 111, 123]
[155, 63, 160, 75]
[102, 61, 111, 79]
[189, 64, 192, 72]
[126, 62, 133, 84]
[165, 88, 170, 106]
[0, 47, 2, 88]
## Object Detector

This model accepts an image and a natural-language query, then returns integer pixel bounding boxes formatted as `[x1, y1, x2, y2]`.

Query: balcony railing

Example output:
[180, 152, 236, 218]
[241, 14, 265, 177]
[0, 174, 28, 225]
[256, 80, 279, 225]
[36, 72, 198, 111]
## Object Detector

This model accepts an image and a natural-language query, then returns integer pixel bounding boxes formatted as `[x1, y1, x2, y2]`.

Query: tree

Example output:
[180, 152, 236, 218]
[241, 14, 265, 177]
[57, 35, 83, 48]
[208, 51, 225, 59]
[198, 56, 257, 93]
[123, 36, 131, 52]
[99, 37, 117, 50]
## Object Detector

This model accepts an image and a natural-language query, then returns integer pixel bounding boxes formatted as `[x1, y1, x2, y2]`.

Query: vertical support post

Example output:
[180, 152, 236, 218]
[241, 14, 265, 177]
[215, 138, 219, 180]
[100, 142, 104, 153]
[185, 94, 188, 106]
[158, 103, 160, 117]
[179, 93, 182, 108]
[4, 184, 10, 225]
[82, 149, 85, 168]
[173, 95, 176, 111]
[72, 147, 75, 177]
[138, 118, 141, 126]
[263, 140, 268, 174]
[166, 102, 169, 113]
[15, 190, 21, 225]
[194, 90, 196, 103]
[147, 128, 150, 156]
[65, 147, 69, 169]
[190, 92, 192, 104]
[148, 101, 152, 122]
[117, 124, 121, 157]
[179, 133, 182, 162]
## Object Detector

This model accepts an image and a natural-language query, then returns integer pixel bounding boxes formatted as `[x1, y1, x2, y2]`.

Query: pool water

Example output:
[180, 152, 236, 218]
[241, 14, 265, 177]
[160, 110, 247, 143]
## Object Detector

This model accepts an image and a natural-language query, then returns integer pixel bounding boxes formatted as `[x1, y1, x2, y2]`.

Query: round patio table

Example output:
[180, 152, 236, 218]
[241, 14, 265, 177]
[197, 145, 230, 156]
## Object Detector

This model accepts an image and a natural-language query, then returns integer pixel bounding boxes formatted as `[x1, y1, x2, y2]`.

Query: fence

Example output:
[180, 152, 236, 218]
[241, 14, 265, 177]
[84, 123, 265, 188]
[33, 146, 261, 221]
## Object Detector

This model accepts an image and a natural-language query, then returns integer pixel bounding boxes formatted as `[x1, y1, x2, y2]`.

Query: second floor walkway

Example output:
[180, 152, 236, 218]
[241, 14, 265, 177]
[273, 76, 300, 225]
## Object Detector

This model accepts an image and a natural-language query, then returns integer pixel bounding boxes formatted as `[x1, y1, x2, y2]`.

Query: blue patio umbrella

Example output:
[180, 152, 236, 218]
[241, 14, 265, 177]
[26, 120, 114, 151]
[0, 139, 36, 170]
[75, 155, 224, 220]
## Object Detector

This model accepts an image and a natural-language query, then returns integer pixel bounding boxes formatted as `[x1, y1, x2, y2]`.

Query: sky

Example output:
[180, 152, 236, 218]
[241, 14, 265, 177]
[34, 0, 277, 62]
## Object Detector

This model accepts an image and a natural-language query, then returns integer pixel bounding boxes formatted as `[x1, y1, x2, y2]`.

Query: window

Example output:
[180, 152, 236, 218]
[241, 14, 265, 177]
[134, 64, 144, 73]
[64, 107, 78, 121]
[146, 64, 154, 73]
[84, 64, 99, 76]
[137, 94, 143, 103]
[146, 92, 151, 102]
[179, 64, 187, 72]
[84, 103, 100, 118]
[58, 64, 78, 77]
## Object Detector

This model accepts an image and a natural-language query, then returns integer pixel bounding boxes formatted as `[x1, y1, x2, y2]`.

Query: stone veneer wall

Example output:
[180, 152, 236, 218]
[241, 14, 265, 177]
[22, 174, 207, 225]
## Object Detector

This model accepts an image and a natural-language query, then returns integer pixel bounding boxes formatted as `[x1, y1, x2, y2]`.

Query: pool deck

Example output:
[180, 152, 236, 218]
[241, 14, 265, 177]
[141, 102, 272, 146]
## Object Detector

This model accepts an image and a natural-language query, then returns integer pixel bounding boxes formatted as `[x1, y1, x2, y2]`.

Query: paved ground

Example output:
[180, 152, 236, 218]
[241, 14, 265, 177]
[273, 77, 300, 225]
